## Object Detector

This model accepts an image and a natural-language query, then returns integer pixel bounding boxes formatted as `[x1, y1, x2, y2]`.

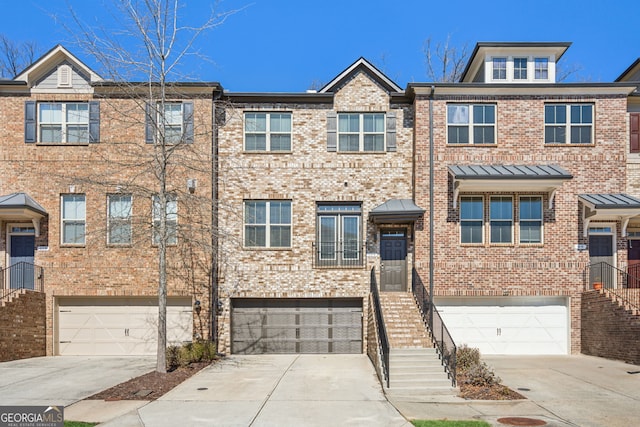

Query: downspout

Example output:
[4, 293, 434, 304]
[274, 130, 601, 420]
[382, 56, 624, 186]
[429, 85, 435, 328]
[211, 89, 221, 346]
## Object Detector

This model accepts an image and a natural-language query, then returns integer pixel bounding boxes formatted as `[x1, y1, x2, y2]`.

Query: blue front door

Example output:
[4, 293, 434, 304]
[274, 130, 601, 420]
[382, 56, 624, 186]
[10, 235, 35, 289]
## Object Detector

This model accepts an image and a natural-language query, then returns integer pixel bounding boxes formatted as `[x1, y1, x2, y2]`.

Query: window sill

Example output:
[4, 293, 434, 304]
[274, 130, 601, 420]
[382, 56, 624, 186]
[243, 246, 292, 251]
[447, 144, 497, 147]
[243, 150, 292, 154]
[544, 143, 595, 147]
[107, 244, 133, 248]
[336, 151, 387, 154]
[36, 142, 91, 146]
[60, 244, 86, 248]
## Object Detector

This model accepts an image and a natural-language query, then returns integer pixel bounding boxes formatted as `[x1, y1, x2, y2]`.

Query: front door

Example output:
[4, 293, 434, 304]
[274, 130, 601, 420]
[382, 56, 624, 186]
[380, 230, 407, 292]
[9, 235, 35, 289]
[589, 233, 614, 287]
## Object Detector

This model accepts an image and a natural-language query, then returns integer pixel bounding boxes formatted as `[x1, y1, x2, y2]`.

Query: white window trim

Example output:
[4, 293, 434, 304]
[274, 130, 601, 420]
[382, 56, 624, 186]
[107, 194, 133, 246]
[337, 112, 386, 152]
[485, 55, 556, 83]
[490, 196, 514, 245]
[61, 194, 86, 246]
[492, 57, 507, 81]
[158, 103, 184, 144]
[38, 102, 90, 144]
[544, 103, 594, 145]
[459, 195, 484, 245]
[518, 195, 544, 245]
[57, 64, 72, 88]
[446, 104, 496, 145]
[244, 112, 292, 152]
[152, 194, 178, 246]
[243, 200, 292, 249]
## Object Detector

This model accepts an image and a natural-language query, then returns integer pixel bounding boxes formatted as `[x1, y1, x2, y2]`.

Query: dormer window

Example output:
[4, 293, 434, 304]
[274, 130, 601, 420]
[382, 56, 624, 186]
[514, 58, 528, 80]
[57, 64, 72, 88]
[492, 58, 507, 80]
[535, 58, 549, 80]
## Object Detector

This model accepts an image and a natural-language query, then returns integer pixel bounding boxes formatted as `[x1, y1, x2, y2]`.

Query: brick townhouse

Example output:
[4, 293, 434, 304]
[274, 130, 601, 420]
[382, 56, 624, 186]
[0, 45, 218, 356]
[410, 42, 639, 355]
[1, 42, 639, 362]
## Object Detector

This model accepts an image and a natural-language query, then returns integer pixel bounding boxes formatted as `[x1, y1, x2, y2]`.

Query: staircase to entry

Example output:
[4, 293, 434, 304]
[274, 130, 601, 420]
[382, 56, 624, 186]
[379, 292, 456, 394]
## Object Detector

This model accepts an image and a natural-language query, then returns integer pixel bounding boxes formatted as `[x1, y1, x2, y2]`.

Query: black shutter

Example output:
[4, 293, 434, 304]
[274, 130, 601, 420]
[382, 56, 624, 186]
[25, 101, 37, 143]
[327, 111, 337, 152]
[183, 101, 194, 144]
[145, 102, 154, 144]
[386, 112, 396, 152]
[89, 101, 100, 143]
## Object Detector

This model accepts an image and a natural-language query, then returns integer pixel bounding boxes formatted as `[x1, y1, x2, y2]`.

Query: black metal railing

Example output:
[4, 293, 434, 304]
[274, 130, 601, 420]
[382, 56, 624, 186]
[370, 267, 390, 388]
[412, 268, 457, 386]
[586, 262, 640, 312]
[0, 262, 45, 300]
[312, 241, 366, 268]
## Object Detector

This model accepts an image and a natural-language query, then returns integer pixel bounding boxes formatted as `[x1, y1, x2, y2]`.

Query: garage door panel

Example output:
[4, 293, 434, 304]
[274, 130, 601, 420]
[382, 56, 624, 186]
[231, 298, 362, 355]
[58, 297, 192, 356]
[435, 298, 568, 355]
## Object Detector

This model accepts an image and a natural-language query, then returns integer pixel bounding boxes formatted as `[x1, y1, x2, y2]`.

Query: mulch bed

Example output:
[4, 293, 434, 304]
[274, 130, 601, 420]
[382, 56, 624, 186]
[457, 374, 526, 400]
[88, 362, 211, 401]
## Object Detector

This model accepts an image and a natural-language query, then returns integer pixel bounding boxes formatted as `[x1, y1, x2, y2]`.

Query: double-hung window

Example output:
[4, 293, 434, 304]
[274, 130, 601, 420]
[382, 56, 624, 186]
[460, 196, 483, 244]
[535, 58, 549, 80]
[145, 101, 193, 144]
[108, 194, 132, 245]
[490, 196, 513, 244]
[544, 104, 593, 144]
[35, 102, 96, 143]
[338, 113, 385, 152]
[519, 196, 543, 244]
[244, 112, 292, 151]
[447, 104, 495, 144]
[61, 194, 86, 245]
[316, 204, 362, 266]
[244, 201, 291, 248]
[152, 194, 177, 245]
[514, 57, 528, 80]
[492, 57, 507, 80]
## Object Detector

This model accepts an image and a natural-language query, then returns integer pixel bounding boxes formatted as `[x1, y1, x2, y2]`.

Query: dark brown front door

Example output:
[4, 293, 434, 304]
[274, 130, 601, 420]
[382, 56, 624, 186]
[380, 230, 407, 292]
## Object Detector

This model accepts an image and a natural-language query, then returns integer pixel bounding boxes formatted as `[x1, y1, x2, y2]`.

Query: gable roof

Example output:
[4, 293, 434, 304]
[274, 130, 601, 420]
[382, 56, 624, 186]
[14, 44, 102, 86]
[319, 57, 402, 94]
[615, 58, 640, 82]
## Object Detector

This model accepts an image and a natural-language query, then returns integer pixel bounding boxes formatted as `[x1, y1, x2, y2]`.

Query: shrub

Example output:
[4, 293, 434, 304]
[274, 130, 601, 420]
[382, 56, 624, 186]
[456, 344, 481, 373]
[456, 344, 501, 387]
[167, 340, 218, 370]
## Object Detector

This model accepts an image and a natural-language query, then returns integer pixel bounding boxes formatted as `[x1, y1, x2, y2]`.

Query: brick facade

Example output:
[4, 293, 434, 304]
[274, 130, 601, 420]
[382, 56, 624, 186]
[0, 291, 46, 362]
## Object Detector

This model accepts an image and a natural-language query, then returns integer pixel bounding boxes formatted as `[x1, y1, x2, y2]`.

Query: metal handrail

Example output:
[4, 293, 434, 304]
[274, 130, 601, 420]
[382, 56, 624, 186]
[370, 267, 390, 388]
[586, 262, 640, 312]
[0, 262, 44, 301]
[412, 268, 457, 386]
[312, 241, 366, 268]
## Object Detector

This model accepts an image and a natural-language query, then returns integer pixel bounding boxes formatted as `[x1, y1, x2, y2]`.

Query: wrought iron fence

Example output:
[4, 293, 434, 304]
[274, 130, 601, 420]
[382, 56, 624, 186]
[0, 262, 44, 300]
[586, 262, 640, 312]
[312, 241, 366, 268]
[370, 267, 390, 388]
[412, 268, 457, 386]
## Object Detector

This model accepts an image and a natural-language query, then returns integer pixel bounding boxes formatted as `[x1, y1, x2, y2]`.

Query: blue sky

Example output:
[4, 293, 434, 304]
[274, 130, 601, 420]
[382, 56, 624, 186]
[1, 0, 638, 91]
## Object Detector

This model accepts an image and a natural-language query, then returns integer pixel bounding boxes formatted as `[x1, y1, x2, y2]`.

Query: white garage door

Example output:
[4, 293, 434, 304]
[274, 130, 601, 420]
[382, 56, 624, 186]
[435, 297, 568, 355]
[58, 297, 193, 356]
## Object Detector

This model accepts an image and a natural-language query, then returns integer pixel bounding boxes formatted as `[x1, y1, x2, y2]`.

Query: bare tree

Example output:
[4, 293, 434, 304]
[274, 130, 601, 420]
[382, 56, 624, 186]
[65, 0, 236, 373]
[0, 35, 39, 78]
[423, 35, 470, 83]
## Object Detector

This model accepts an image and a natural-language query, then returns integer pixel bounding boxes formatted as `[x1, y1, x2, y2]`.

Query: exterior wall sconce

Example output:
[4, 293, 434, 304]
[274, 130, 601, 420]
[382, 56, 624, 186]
[187, 179, 197, 194]
[194, 300, 201, 315]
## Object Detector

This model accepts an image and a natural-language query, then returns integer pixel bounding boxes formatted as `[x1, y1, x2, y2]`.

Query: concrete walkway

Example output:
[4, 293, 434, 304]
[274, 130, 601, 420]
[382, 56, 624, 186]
[85, 354, 411, 426]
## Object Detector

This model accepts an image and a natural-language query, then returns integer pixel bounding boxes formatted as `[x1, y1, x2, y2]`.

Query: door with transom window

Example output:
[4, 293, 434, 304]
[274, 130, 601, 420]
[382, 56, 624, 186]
[380, 230, 407, 291]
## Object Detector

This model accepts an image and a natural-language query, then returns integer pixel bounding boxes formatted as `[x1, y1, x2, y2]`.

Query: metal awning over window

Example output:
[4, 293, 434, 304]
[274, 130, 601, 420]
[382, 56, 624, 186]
[0, 193, 47, 236]
[448, 165, 573, 209]
[369, 199, 425, 223]
[579, 194, 640, 237]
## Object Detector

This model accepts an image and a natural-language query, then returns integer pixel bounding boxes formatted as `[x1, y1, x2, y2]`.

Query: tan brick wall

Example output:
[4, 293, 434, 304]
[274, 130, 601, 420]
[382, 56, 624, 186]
[0, 93, 215, 354]
[216, 70, 415, 353]
[0, 291, 46, 362]
[413, 94, 629, 354]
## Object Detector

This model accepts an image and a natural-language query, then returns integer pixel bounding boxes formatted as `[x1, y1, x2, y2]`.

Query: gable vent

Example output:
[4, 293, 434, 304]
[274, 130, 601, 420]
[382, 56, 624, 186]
[58, 64, 72, 88]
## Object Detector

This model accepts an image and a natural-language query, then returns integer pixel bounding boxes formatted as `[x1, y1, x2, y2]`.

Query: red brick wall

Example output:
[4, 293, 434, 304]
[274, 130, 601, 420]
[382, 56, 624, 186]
[581, 290, 640, 365]
[413, 93, 630, 354]
[0, 291, 46, 362]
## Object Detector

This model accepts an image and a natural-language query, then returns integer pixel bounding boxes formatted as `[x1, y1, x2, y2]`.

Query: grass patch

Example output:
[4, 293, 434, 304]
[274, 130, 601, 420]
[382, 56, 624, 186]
[411, 420, 491, 427]
[64, 422, 98, 427]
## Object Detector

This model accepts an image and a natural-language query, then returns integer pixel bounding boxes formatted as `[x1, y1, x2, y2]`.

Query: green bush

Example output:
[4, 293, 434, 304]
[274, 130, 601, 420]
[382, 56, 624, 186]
[167, 340, 218, 370]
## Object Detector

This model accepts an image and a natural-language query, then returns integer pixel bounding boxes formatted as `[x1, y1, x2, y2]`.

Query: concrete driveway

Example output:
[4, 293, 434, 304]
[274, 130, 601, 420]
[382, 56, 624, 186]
[0, 356, 155, 406]
[98, 354, 410, 427]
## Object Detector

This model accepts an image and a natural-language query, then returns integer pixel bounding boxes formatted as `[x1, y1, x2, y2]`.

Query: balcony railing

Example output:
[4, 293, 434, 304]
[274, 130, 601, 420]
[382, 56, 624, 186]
[586, 262, 640, 312]
[0, 262, 45, 300]
[312, 241, 366, 268]
[370, 267, 390, 387]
